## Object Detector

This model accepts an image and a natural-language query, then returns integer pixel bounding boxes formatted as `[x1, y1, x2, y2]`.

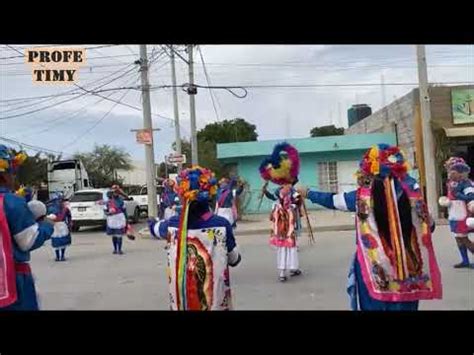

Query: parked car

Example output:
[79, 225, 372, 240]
[69, 188, 140, 232]
[128, 185, 161, 217]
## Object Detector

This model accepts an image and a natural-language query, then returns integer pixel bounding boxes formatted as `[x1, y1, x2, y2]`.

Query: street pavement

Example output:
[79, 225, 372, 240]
[31, 222, 473, 310]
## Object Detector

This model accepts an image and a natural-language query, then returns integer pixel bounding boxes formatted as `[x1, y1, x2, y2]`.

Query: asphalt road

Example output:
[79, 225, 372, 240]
[31, 223, 474, 310]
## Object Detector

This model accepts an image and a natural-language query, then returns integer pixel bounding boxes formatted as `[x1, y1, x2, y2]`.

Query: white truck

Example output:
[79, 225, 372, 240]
[47, 159, 90, 200]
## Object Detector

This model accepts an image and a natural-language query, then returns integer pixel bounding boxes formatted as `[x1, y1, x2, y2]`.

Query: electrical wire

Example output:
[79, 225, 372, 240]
[197, 45, 220, 122]
[1, 65, 139, 118]
[1, 67, 138, 114]
[63, 85, 135, 150]
[2, 47, 177, 124]
[1, 61, 137, 105]
[0, 136, 66, 155]
[16, 76, 139, 139]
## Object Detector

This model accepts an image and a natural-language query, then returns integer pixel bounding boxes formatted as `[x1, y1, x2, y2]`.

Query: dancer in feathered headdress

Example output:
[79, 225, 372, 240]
[0, 145, 55, 310]
[298, 144, 442, 310]
[215, 177, 244, 229]
[46, 191, 72, 262]
[159, 179, 180, 221]
[105, 186, 128, 255]
[438, 157, 474, 268]
[148, 166, 241, 310]
[259, 142, 306, 282]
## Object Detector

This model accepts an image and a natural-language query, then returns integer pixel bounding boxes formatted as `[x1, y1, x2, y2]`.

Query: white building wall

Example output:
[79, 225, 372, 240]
[117, 160, 147, 186]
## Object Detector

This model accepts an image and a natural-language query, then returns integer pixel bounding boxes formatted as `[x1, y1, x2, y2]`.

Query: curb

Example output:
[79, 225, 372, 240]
[236, 224, 355, 236]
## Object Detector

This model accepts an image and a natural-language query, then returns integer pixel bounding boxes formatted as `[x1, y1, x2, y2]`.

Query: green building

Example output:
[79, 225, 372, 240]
[217, 133, 397, 214]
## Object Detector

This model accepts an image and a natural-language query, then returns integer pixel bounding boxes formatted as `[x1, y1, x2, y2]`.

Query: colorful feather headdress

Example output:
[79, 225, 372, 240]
[444, 157, 470, 174]
[357, 144, 409, 181]
[175, 165, 218, 310]
[259, 142, 300, 186]
[0, 144, 27, 174]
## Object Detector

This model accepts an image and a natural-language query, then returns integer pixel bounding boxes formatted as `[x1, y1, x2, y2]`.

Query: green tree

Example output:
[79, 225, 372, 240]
[161, 119, 258, 179]
[310, 124, 345, 137]
[196, 118, 258, 177]
[15, 151, 61, 187]
[74, 144, 132, 187]
[197, 118, 258, 144]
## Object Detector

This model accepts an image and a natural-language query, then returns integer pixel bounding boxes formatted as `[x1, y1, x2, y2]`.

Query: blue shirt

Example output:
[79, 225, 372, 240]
[452, 179, 474, 201]
[216, 180, 243, 208]
[161, 188, 178, 208]
[0, 187, 53, 263]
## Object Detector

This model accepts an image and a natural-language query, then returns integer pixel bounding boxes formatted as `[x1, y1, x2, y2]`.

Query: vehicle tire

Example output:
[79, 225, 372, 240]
[132, 207, 140, 224]
[72, 224, 80, 233]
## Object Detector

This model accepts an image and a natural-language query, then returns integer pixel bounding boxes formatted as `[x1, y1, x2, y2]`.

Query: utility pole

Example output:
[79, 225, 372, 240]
[416, 45, 438, 218]
[187, 44, 198, 165]
[138, 44, 158, 218]
[337, 102, 342, 127]
[381, 73, 386, 108]
[170, 45, 182, 172]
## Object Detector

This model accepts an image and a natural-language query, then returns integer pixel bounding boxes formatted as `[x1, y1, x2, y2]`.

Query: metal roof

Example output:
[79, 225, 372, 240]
[217, 133, 397, 160]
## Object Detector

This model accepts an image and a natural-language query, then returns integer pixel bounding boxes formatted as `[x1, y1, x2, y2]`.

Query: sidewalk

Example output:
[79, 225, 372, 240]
[236, 212, 449, 236]
[137, 212, 449, 238]
[236, 210, 355, 236]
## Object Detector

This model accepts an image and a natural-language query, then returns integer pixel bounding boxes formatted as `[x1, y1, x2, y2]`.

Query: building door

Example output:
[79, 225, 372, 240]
[337, 160, 359, 193]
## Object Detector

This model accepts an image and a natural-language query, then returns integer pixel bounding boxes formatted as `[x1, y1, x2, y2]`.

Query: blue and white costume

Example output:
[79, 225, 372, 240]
[160, 182, 179, 220]
[215, 179, 243, 228]
[47, 194, 72, 262]
[105, 195, 127, 254]
[439, 157, 474, 268]
[0, 187, 54, 310]
[149, 213, 241, 310]
[306, 176, 436, 311]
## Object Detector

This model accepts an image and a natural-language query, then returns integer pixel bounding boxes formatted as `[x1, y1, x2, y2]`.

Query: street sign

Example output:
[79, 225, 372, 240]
[135, 129, 153, 145]
[166, 153, 186, 164]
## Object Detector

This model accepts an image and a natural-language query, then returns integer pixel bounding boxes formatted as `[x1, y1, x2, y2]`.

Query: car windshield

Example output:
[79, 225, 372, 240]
[51, 161, 77, 170]
[70, 192, 103, 202]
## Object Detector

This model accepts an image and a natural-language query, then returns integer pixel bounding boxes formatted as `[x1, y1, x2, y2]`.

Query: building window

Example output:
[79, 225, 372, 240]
[318, 161, 338, 193]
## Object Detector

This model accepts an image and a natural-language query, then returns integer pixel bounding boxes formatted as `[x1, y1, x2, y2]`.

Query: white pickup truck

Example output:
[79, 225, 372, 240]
[129, 185, 161, 217]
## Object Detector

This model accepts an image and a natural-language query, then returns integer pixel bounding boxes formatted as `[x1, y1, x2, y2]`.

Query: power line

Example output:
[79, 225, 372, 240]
[16, 76, 139, 139]
[0, 62, 137, 104]
[63, 85, 135, 150]
[0, 53, 141, 65]
[197, 45, 220, 122]
[1, 72, 138, 114]
[150, 80, 472, 90]
[1, 65, 139, 117]
[163, 45, 189, 65]
[0, 136, 66, 155]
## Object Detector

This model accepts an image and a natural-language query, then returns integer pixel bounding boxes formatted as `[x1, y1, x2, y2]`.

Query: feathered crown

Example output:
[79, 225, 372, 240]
[444, 157, 470, 174]
[176, 165, 218, 202]
[0, 144, 28, 174]
[358, 144, 409, 179]
[259, 142, 300, 186]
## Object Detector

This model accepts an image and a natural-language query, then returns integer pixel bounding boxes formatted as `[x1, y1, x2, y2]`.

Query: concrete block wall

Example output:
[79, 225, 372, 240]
[345, 89, 418, 166]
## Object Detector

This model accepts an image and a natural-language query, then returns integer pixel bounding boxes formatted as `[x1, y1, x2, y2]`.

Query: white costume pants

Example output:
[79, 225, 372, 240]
[276, 247, 299, 271]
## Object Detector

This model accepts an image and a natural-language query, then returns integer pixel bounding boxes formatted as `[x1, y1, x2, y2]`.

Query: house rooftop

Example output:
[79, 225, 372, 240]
[217, 133, 396, 160]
